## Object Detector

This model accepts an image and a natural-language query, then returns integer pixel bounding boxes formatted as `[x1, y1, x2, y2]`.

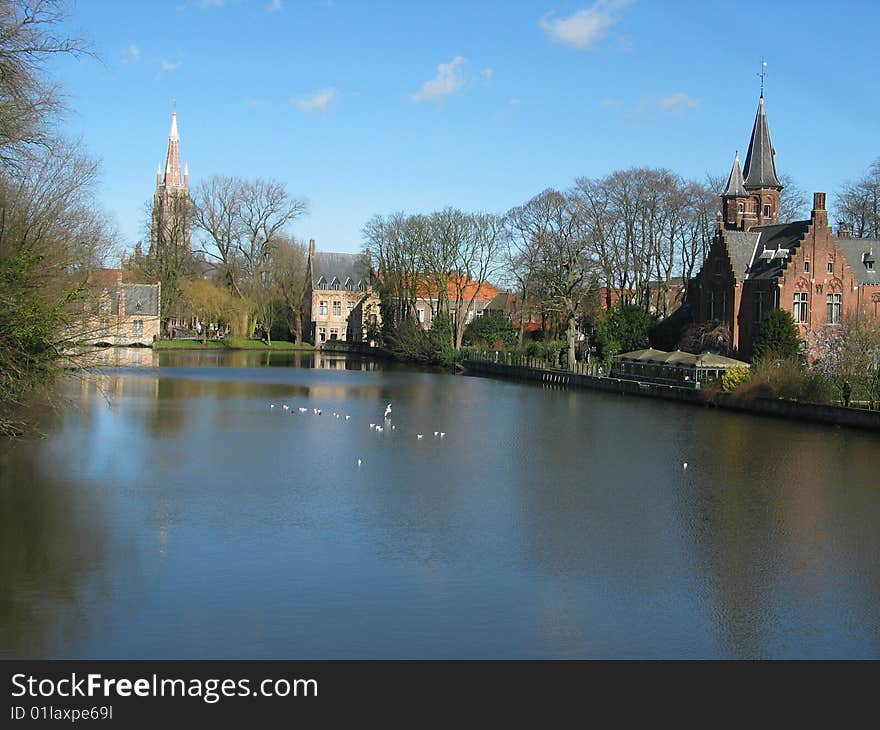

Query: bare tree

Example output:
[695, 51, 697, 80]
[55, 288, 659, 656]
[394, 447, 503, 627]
[835, 158, 880, 239]
[0, 0, 89, 170]
[191, 175, 245, 296]
[142, 195, 193, 336]
[270, 236, 309, 343]
[192, 175, 308, 337]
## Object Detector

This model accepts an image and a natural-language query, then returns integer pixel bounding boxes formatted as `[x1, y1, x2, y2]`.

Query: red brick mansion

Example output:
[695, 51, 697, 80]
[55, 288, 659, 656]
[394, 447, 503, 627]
[692, 93, 880, 359]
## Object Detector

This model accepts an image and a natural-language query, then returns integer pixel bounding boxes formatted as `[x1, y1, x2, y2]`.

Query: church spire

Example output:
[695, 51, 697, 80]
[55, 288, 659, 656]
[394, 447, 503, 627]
[742, 96, 782, 190]
[722, 152, 746, 198]
[161, 111, 184, 189]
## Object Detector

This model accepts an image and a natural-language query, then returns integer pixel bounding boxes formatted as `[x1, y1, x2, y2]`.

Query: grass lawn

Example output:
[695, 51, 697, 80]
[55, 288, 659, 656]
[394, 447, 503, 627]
[155, 338, 312, 350]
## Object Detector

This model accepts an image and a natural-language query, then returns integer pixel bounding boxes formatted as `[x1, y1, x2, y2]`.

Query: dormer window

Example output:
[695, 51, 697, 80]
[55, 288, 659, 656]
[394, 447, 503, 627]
[330, 276, 340, 289]
[357, 280, 365, 291]
[863, 251, 875, 271]
[317, 276, 326, 290]
[345, 278, 353, 291]
[867, 261, 875, 271]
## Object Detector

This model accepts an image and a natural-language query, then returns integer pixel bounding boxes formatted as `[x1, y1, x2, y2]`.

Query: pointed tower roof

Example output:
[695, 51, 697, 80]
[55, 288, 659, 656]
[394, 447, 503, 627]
[722, 152, 747, 198]
[742, 96, 782, 190]
[161, 112, 184, 189]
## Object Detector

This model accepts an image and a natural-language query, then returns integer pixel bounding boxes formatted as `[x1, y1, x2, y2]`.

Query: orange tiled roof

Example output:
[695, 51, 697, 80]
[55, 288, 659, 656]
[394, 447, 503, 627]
[412, 274, 499, 302]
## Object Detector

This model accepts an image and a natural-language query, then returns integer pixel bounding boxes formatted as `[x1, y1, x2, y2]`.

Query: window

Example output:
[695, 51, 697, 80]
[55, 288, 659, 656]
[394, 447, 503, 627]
[330, 327, 339, 340]
[417, 307, 425, 323]
[793, 292, 808, 324]
[827, 261, 833, 273]
[721, 290, 727, 320]
[755, 292, 764, 323]
[868, 261, 875, 271]
[804, 260, 810, 273]
[333, 301, 341, 316]
[317, 277, 326, 290]
[827, 293, 841, 324]
[763, 204, 771, 218]
[347, 301, 355, 316]
[358, 281, 366, 291]
[318, 326, 326, 342]
[319, 300, 328, 316]
[100, 317, 110, 335]
[345, 278, 353, 291]
[708, 290, 715, 320]
[737, 202, 744, 213]
[132, 320, 143, 337]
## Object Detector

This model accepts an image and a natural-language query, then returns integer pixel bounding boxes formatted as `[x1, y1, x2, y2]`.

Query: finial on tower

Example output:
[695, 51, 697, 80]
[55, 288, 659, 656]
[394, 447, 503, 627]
[758, 60, 768, 98]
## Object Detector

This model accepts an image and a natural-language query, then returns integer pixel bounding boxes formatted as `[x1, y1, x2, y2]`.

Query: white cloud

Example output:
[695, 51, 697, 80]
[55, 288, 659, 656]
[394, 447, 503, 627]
[631, 93, 700, 116]
[540, 1, 630, 50]
[292, 88, 337, 114]
[411, 56, 467, 103]
[267, 0, 283, 11]
[659, 93, 700, 113]
[482, 67, 494, 80]
[122, 44, 141, 64]
[155, 58, 182, 80]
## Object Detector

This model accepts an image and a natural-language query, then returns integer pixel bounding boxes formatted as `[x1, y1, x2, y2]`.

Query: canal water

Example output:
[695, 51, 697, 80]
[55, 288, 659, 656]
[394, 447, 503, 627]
[1, 350, 878, 658]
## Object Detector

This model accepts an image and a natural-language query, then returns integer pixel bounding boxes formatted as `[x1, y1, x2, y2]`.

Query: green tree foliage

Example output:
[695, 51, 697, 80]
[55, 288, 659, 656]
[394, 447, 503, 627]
[752, 309, 801, 362]
[462, 312, 517, 349]
[595, 304, 655, 358]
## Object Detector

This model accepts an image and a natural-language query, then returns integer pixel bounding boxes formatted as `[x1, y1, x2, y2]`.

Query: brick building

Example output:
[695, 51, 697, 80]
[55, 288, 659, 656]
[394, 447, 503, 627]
[76, 271, 161, 346]
[693, 93, 871, 360]
[150, 112, 191, 257]
[305, 240, 380, 345]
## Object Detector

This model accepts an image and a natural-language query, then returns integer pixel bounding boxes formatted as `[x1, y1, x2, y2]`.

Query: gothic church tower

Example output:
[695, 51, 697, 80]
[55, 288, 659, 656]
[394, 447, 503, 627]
[150, 112, 191, 255]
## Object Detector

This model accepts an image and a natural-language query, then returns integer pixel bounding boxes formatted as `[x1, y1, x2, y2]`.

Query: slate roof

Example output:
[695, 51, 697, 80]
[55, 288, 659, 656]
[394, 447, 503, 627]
[838, 238, 880, 286]
[743, 96, 782, 190]
[745, 220, 810, 280]
[112, 284, 159, 316]
[723, 229, 761, 281]
[311, 251, 371, 289]
[722, 154, 747, 198]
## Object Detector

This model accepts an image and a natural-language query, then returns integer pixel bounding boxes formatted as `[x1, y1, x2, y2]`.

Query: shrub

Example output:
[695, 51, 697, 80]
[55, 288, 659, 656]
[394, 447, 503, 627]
[595, 304, 655, 358]
[525, 341, 544, 359]
[736, 356, 832, 404]
[721, 365, 750, 392]
[752, 309, 801, 362]
[462, 312, 517, 350]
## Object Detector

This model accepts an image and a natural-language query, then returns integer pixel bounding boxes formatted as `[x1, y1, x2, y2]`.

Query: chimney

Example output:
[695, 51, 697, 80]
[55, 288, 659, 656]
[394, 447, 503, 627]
[837, 221, 851, 239]
[811, 192, 828, 228]
[309, 238, 315, 258]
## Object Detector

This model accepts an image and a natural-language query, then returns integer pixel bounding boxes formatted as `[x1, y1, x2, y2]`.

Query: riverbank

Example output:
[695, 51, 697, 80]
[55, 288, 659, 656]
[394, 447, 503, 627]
[154, 339, 314, 352]
[462, 358, 880, 432]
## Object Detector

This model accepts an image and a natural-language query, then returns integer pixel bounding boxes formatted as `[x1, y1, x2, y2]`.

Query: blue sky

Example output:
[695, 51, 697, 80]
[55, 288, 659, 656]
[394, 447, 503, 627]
[52, 0, 880, 255]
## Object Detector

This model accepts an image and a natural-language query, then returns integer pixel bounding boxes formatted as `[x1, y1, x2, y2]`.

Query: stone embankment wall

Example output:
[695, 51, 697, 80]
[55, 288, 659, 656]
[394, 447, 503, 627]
[462, 359, 880, 432]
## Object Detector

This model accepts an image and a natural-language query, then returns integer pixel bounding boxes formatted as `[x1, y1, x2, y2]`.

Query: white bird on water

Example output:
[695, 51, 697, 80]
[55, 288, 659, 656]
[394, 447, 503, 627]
[384, 403, 392, 419]
[345, 415, 351, 421]
[282, 405, 289, 411]
[683, 462, 688, 470]
[369, 423, 376, 430]
[440, 432, 446, 438]
[270, 404, 275, 409]
[417, 434, 424, 440]
[357, 458, 362, 468]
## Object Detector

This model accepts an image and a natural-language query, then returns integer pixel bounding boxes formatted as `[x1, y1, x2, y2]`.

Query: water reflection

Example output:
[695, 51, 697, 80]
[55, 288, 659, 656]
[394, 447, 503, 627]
[1, 351, 878, 658]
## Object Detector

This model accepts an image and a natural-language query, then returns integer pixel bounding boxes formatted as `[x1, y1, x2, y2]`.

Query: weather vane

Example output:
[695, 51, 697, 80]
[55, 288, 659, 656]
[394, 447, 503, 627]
[758, 60, 768, 97]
